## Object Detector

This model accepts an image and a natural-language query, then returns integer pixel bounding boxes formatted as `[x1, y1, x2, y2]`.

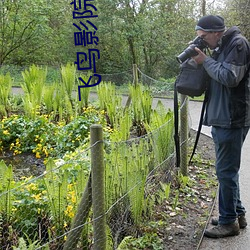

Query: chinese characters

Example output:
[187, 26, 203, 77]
[70, 0, 101, 101]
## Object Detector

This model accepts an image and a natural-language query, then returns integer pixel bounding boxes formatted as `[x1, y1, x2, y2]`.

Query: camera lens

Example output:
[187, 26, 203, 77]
[176, 44, 198, 63]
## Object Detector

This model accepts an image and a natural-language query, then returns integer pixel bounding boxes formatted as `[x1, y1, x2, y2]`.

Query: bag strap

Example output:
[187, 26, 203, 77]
[188, 91, 208, 164]
[174, 80, 180, 168]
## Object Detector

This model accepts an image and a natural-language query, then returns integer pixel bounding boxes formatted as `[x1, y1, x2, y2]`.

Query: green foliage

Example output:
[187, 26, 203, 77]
[105, 136, 153, 227]
[76, 72, 92, 109]
[0, 161, 14, 222]
[0, 109, 102, 157]
[0, 73, 12, 116]
[0, 0, 229, 79]
[13, 235, 46, 250]
[110, 109, 132, 141]
[145, 100, 175, 163]
[0, 74, 179, 248]
[43, 84, 56, 113]
[12, 176, 48, 240]
[43, 159, 68, 229]
[158, 182, 171, 203]
[97, 82, 123, 128]
[61, 63, 76, 100]
[21, 65, 47, 118]
[117, 233, 163, 250]
[129, 84, 152, 125]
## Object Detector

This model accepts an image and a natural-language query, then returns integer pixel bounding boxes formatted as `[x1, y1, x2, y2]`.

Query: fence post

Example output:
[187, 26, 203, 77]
[91, 124, 106, 250]
[125, 64, 138, 109]
[133, 64, 138, 86]
[180, 94, 188, 176]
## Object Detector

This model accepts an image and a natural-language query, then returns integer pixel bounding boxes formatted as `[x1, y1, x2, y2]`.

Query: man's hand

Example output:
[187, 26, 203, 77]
[192, 47, 207, 64]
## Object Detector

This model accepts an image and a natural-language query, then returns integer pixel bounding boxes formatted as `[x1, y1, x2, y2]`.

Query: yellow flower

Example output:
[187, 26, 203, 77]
[42, 147, 49, 157]
[36, 152, 41, 158]
[65, 205, 74, 218]
[71, 195, 76, 204]
[3, 130, 10, 135]
[26, 183, 37, 191]
[32, 193, 42, 201]
[12, 207, 17, 212]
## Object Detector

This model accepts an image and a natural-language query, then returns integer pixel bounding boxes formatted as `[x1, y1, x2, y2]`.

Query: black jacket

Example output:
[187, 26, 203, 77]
[203, 26, 250, 128]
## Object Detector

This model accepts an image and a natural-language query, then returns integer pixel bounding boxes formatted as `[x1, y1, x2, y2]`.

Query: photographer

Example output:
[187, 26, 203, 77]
[192, 15, 250, 238]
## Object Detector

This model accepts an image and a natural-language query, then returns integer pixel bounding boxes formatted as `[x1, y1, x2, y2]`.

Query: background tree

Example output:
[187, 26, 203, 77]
[220, 0, 250, 39]
[2, 0, 244, 82]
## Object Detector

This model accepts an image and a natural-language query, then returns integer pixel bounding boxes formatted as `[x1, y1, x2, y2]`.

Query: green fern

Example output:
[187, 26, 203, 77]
[43, 159, 68, 228]
[0, 160, 14, 222]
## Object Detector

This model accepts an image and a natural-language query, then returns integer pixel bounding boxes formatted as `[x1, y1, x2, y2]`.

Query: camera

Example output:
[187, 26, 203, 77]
[176, 36, 208, 63]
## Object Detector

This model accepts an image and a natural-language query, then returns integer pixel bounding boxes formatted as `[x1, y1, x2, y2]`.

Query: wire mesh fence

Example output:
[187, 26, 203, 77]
[0, 118, 187, 249]
[0, 64, 191, 249]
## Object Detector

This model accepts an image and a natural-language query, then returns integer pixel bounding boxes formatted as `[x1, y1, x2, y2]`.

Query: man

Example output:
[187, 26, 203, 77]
[192, 15, 250, 238]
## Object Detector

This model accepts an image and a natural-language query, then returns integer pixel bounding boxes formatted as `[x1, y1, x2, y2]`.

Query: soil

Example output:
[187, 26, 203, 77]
[0, 152, 45, 180]
[158, 130, 217, 250]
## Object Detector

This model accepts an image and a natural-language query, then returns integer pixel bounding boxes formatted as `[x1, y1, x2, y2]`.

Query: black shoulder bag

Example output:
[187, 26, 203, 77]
[174, 58, 210, 168]
[175, 58, 208, 97]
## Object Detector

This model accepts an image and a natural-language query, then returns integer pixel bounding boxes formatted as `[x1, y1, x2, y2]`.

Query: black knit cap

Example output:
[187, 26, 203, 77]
[195, 15, 225, 32]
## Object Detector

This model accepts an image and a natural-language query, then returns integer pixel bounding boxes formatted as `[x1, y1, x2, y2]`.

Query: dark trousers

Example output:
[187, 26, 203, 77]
[211, 126, 249, 225]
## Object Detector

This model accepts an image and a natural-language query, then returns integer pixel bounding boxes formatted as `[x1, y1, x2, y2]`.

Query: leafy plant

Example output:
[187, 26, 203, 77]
[12, 176, 49, 241]
[0, 161, 15, 222]
[97, 82, 122, 128]
[13, 236, 44, 250]
[21, 65, 47, 118]
[0, 72, 12, 116]
[61, 63, 76, 102]
[43, 84, 56, 114]
[145, 100, 174, 163]
[129, 83, 153, 127]
[158, 182, 171, 203]
[117, 233, 163, 250]
[76, 72, 92, 110]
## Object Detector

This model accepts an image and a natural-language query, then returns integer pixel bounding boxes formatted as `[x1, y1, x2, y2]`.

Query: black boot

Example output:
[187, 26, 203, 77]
[205, 222, 240, 238]
[211, 214, 247, 229]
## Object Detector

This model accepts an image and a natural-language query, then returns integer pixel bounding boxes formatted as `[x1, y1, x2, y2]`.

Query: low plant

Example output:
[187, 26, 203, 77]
[0, 107, 105, 158]
[117, 233, 163, 250]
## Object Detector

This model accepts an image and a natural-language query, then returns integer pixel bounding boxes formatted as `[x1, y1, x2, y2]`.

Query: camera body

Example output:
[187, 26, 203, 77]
[176, 36, 208, 64]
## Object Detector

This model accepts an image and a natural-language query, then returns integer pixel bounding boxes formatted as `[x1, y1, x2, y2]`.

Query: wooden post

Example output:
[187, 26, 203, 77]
[180, 94, 188, 176]
[91, 124, 106, 250]
[133, 64, 138, 86]
[125, 64, 138, 109]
